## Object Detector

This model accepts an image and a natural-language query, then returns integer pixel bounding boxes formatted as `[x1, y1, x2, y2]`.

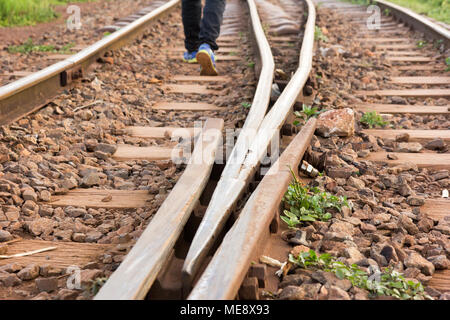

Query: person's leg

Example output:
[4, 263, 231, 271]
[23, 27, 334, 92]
[199, 0, 226, 51]
[182, 0, 202, 52]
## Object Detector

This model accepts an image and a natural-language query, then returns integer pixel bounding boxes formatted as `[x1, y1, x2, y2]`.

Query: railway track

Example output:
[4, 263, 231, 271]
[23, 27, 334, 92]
[0, 0, 448, 303]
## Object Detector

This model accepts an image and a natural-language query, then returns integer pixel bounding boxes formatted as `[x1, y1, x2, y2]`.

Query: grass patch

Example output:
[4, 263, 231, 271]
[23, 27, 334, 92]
[360, 111, 387, 128]
[281, 169, 349, 227]
[8, 38, 75, 54]
[386, 0, 449, 24]
[0, 0, 95, 27]
[289, 249, 433, 300]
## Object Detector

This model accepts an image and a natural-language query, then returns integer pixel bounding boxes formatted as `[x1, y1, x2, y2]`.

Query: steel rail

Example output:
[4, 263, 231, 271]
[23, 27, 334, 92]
[94, 0, 274, 299]
[373, 0, 450, 49]
[182, 0, 316, 288]
[0, 0, 180, 126]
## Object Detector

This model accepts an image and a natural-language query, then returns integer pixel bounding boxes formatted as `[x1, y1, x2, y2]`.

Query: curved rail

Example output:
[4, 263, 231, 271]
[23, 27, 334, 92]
[374, 0, 450, 49]
[182, 0, 316, 287]
[0, 0, 180, 126]
[94, 0, 275, 299]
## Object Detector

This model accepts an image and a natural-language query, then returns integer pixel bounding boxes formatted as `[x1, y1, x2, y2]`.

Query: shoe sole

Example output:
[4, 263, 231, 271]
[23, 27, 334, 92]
[182, 58, 198, 64]
[196, 50, 218, 76]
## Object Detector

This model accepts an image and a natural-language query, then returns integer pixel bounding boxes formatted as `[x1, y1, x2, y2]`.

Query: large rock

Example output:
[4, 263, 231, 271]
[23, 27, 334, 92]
[316, 108, 355, 137]
[0, 272, 21, 287]
[327, 285, 351, 300]
[404, 252, 435, 276]
[25, 218, 58, 236]
[17, 264, 40, 280]
[0, 230, 13, 242]
[311, 271, 352, 291]
[278, 284, 321, 300]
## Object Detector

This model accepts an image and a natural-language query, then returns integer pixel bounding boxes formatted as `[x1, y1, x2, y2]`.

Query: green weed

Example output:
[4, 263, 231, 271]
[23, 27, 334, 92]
[314, 26, 328, 42]
[416, 40, 427, 48]
[360, 111, 387, 128]
[241, 102, 251, 109]
[289, 249, 433, 300]
[445, 57, 450, 72]
[281, 169, 348, 227]
[293, 104, 324, 124]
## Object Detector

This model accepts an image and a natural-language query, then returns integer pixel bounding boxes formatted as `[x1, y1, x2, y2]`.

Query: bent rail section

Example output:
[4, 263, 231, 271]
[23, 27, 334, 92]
[188, 118, 317, 300]
[182, 0, 316, 287]
[0, 0, 180, 126]
[94, 0, 276, 299]
[94, 118, 223, 300]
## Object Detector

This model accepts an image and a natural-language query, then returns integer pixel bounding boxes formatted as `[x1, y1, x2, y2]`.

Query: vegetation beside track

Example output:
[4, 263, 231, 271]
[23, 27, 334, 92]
[345, 0, 449, 25]
[0, 0, 95, 27]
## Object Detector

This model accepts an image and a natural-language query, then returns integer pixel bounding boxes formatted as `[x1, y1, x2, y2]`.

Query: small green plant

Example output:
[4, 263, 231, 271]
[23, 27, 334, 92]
[314, 26, 328, 42]
[241, 102, 251, 109]
[228, 51, 238, 56]
[289, 249, 433, 300]
[416, 40, 427, 48]
[293, 104, 324, 123]
[360, 111, 387, 128]
[89, 277, 108, 295]
[384, 8, 391, 15]
[281, 169, 348, 227]
[247, 61, 255, 68]
[103, 31, 112, 37]
[445, 57, 450, 72]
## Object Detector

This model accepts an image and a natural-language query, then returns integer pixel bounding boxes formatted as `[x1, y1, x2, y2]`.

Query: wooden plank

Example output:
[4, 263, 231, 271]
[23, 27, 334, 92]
[169, 54, 240, 61]
[188, 118, 317, 300]
[0, 240, 111, 268]
[172, 75, 231, 82]
[428, 270, 450, 293]
[390, 76, 450, 85]
[113, 145, 181, 161]
[162, 84, 220, 95]
[384, 51, 425, 56]
[365, 152, 450, 169]
[95, 118, 224, 300]
[386, 56, 434, 62]
[362, 129, 450, 142]
[354, 104, 449, 114]
[168, 46, 239, 53]
[153, 102, 222, 111]
[376, 44, 417, 50]
[44, 54, 72, 60]
[50, 189, 151, 208]
[125, 126, 195, 138]
[1, 71, 33, 77]
[356, 38, 410, 42]
[396, 65, 444, 71]
[355, 89, 450, 97]
[422, 199, 449, 221]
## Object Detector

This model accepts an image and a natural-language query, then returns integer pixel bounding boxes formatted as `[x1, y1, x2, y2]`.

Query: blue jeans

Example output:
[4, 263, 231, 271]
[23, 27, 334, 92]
[182, 0, 226, 52]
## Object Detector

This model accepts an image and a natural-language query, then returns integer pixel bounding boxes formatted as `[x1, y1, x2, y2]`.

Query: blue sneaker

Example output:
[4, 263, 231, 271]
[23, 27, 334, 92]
[183, 50, 198, 63]
[196, 43, 218, 76]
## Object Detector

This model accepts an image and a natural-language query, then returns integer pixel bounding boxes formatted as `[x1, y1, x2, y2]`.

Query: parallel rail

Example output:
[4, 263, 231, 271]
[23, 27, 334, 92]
[0, 0, 179, 126]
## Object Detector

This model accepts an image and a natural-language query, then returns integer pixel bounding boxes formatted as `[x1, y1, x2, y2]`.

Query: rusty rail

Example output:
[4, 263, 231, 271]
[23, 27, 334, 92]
[0, 0, 180, 126]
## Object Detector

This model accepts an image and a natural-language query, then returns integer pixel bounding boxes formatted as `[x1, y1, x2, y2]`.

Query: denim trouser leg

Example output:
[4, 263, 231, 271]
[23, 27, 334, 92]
[182, 0, 226, 52]
[182, 0, 202, 52]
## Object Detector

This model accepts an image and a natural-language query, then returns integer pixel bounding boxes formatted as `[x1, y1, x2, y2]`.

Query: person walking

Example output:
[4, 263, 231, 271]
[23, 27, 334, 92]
[181, 0, 225, 76]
